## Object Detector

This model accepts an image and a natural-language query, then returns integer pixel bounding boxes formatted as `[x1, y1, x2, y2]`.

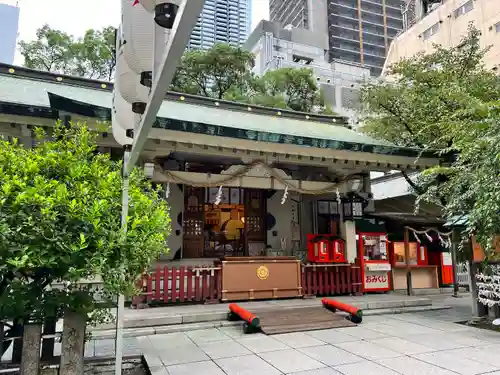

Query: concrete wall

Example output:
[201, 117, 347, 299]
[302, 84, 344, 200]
[384, 0, 500, 73]
[306, 0, 329, 48]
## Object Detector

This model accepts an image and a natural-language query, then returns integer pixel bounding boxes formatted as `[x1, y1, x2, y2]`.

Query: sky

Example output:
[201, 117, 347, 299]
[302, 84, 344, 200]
[2, 0, 270, 64]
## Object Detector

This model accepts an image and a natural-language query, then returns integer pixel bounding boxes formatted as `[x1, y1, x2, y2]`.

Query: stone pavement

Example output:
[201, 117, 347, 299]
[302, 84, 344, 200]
[111, 293, 439, 330]
[138, 294, 500, 375]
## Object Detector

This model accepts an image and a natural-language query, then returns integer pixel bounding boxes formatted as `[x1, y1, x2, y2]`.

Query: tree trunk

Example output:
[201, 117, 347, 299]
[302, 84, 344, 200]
[469, 260, 487, 318]
[20, 323, 42, 375]
[59, 310, 86, 375]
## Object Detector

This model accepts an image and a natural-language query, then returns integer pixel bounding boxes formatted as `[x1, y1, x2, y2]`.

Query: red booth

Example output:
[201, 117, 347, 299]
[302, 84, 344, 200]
[307, 234, 346, 263]
[358, 232, 391, 292]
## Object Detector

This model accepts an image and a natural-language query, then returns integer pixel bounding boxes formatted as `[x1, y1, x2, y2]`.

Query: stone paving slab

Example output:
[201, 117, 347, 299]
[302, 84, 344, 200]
[137, 297, 500, 375]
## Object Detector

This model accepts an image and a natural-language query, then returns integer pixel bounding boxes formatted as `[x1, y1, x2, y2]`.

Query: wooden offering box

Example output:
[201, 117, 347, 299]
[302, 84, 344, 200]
[217, 256, 302, 302]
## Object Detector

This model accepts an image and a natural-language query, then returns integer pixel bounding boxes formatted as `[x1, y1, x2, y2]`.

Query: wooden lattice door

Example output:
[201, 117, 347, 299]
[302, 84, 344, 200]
[244, 189, 266, 255]
[183, 186, 205, 258]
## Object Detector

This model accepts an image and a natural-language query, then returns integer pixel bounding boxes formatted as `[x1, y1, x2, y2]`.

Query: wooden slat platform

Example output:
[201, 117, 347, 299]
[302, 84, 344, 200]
[257, 307, 357, 335]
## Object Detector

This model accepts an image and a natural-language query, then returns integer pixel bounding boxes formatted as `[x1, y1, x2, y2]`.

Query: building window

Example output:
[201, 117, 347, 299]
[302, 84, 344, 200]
[454, 0, 473, 18]
[422, 22, 440, 40]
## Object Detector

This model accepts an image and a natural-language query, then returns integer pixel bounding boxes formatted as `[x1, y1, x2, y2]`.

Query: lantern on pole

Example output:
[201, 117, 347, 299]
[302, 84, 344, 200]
[136, 0, 182, 29]
[122, 0, 156, 86]
[342, 193, 364, 221]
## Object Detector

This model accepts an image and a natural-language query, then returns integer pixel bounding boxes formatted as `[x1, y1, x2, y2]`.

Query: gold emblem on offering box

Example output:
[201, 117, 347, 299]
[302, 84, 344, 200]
[256, 265, 269, 280]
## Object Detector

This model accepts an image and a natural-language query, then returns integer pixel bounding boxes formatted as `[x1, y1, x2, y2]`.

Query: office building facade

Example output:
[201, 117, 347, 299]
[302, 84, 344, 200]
[0, 3, 20, 65]
[245, 20, 370, 123]
[188, 0, 252, 50]
[384, 0, 500, 74]
[269, 0, 404, 76]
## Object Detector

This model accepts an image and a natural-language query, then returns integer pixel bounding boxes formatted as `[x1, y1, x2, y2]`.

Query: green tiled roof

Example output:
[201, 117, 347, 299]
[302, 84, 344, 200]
[0, 74, 110, 108]
[0, 70, 443, 161]
[0, 73, 389, 146]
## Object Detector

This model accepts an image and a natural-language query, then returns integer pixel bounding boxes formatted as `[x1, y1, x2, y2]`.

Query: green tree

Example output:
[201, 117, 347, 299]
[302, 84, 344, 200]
[171, 43, 336, 114]
[19, 25, 75, 73]
[72, 27, 117, 81]
[254, 68, 322, 112]
[19, 25, 116, 80]
[171, 43, 255, 99]
[0, 123, 170, 323]
[360, 25, 500, 258]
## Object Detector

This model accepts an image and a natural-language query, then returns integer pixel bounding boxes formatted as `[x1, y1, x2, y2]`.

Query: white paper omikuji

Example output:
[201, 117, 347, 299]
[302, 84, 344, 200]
[476, 265, 500, 308]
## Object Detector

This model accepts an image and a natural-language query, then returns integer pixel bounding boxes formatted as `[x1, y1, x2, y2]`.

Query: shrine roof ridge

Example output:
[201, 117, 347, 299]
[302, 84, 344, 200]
[0, 62, 350, 127]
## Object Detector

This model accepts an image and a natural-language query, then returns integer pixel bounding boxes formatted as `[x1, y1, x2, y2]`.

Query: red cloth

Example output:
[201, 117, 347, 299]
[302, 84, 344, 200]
[133, 0, 139, 5]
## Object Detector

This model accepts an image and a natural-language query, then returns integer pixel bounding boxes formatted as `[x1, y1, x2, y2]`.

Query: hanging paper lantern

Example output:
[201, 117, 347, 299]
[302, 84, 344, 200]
[111, 109, 133, 146]
[113, 88, 142, 133]
[122, 0, 155, 85]
[115, 50, 149, 113]
[135, 0, 181, 29]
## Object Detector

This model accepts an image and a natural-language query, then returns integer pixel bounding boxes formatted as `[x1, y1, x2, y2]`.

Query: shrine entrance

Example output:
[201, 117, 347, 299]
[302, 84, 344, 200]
[182, 186, 267, 258]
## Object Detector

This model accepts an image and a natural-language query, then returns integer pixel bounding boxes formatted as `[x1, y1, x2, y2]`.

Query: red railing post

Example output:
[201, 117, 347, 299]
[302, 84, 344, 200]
[155, 265, 162, 302]
[171, 267, 178, 303]
[186, 266, 194, 301]
[146, 270, 153, 304]
[179, 266, 186, 303]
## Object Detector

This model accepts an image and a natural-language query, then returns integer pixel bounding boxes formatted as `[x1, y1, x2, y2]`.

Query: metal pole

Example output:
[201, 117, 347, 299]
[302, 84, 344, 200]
[451, 230, 459, 298]
[115, 146, 130, 375]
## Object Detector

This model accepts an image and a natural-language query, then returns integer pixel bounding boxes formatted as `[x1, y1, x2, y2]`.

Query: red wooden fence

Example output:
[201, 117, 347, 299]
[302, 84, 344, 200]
[132, 264, 363, 306]
[132, 266, 221, 306]
[302, 264, 363, 296]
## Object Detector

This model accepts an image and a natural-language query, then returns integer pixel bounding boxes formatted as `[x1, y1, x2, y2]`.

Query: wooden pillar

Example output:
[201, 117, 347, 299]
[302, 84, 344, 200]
[20, 324, 42, 375]
[404, 227, 413, 295]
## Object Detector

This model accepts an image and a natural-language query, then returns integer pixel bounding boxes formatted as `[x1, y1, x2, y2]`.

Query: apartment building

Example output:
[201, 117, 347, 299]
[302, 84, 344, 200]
[269, 0, 405, 76]
[188, 0, 251, 50]
[0, 3, 20, 64]
[384, 0, 500, 73]
[244, 20, 370, 122]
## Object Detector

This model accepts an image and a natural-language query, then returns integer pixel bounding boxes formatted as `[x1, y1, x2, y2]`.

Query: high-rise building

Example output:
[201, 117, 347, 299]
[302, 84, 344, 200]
[188, 0, 252, 50]
[244, 20, 370, 124]
[0, 3, 20, 65]
[384, 0, 500, 74]
[269, 0, 404, 76]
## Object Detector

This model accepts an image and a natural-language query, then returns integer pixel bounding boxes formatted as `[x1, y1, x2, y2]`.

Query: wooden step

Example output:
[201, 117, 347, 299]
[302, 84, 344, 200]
[257, 306, 357, 335]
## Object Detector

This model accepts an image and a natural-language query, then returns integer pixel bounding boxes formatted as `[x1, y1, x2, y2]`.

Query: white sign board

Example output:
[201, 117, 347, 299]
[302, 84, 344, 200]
[442, 252, 452, 266]
[364, 271, 390, 291]
[366, 263, 392, 271]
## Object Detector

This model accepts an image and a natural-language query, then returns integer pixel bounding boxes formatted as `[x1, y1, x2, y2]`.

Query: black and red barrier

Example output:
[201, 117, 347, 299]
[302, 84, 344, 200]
[322, 298, 363, 324]
[227, 303, 261, 333]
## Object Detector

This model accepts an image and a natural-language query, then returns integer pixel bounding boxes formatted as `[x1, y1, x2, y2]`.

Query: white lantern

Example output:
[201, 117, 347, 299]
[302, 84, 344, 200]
[115, 50, 149, 112]
[111, 110, 133, 146]
[122, 0, 154, 81]
[113, 89, 142, 132]
[136, 0, 181, 29]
